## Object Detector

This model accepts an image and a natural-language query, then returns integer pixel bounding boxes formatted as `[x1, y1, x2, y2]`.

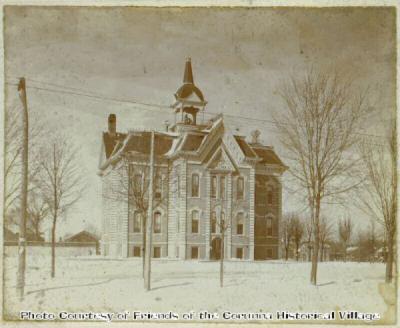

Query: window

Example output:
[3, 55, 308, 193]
[153, 212, 161, 233]
[237, 177, 244, 200]
[191, 247, 199, 259]
[236, 213, 244, 235]
[267, 186, 273, 205]
[211, 176, 217, 198]
[221, 212, 225, 230]
[211, 211, 217, 233]
[191, 210, 199, 234]
[133, 174, 142, 196]
[266, 217, 273, 236]
[236, 247, 243, 259]
[133, 212, 141, 233]
[220, 176, 225, 199]
[133, 246, 141, 257]
[155, 176, 162, 199]
[153, 247, 161, 258]
[191, 174, 199, 197]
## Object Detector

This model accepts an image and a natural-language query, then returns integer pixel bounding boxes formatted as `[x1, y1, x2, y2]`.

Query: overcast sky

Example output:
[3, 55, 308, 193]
[4, 6, 396, 238]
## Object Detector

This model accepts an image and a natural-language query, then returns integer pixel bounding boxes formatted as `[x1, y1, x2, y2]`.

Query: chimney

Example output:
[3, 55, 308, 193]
[251, 130, 261, 144]
[108, 114, 116, 136]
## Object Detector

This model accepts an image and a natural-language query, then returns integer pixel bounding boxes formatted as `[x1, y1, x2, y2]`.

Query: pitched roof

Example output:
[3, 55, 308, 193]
[234, 136, 258, 158]
[181, 134, 205, 151]
[122, 132, 175, 156]
[103, 132, 126, 159]
[251, 145, 284, 166]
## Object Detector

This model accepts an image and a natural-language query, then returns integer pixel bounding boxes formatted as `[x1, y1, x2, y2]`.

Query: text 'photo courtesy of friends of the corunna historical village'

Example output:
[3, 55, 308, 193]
[2, 3, 398, 327]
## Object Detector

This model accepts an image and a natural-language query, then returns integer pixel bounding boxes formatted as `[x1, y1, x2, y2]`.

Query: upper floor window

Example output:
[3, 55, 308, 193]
[133, 174, 142, 196]
[191, 174, 200, 197]
[211, 211, 217, 233]
[266, 217, 273, 236]
[155, 176, 162, 200]
[237, 177, 244, 200]
[154, 211, 162, 233]
[220, 176, 226, 199]
[211, 175, 217, 199]
[267, 185, 273, 205]
[236, 213, 244, 235]
[133, 212, 141, 233]
[191, 210, 199, 233]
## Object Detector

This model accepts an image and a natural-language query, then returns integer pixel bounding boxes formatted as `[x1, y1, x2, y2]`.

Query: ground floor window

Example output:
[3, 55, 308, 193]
[153, 246, 161, 258]
[191, 246, 199, 259]
[236, 247, 243, 259]
[133, 246, 141, 257]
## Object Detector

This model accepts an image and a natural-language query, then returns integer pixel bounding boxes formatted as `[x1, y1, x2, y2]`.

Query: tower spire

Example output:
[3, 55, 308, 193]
[183, 57, 194, 84]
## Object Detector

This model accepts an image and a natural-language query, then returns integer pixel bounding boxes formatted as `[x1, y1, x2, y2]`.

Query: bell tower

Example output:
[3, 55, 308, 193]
[171, 58, 207, 130]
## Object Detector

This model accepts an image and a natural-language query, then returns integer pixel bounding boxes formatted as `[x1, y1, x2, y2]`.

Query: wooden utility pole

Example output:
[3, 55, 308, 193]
[17, 77, 29, 300]
[144, 131, 155, 291]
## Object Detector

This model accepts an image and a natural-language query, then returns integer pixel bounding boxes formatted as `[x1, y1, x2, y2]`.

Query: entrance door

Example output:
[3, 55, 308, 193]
[210, 237, 222, 260]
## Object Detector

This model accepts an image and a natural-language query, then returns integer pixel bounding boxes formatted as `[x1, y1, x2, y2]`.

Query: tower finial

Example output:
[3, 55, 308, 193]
[183, 57, 194, 84]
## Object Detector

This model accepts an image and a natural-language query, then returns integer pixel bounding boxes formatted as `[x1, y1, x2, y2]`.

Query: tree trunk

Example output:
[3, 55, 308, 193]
[220, 231, 224, 287]
[51, 218, 56, 278]
[142, 215, 146, 279]
[385, 234, 394, 283]
[310, 199, 320, 285]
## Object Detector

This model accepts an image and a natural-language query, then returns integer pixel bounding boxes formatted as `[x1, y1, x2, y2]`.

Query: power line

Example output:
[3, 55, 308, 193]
[5, 80, 387, 140]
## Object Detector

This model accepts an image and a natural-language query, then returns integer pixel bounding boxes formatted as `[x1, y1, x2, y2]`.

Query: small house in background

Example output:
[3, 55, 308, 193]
[64, 231, 100, 255]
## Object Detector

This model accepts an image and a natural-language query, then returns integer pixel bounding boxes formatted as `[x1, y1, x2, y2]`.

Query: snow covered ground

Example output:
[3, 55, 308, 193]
[3, 252, 394, 324]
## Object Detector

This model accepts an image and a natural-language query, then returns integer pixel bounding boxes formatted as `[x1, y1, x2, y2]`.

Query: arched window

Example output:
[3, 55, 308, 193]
[211, 211, 217, 233]
[267, 185, 273, 205]
[237, 177, 244, 200]
[191, 210, 199, 233]
[153, 211, 162, 233]
[236, 213, 244, 235]
[191, 174, 200, 197]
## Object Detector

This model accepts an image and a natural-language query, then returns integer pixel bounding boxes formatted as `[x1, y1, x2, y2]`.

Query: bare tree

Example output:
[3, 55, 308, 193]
[290, 215, 304, 261]
[338, 216, 353, 262]
[319, 216, 333, 262]
[27, 191, 48, 241]
[281, 213, 294, 261]
[274, 68, 369, 284]
[37, 137, 84, 278]
[4, 104, 43, 214]
[108, 151, 169, 280]
[212, 201, 231, 288]
[357, 120, 396, 282]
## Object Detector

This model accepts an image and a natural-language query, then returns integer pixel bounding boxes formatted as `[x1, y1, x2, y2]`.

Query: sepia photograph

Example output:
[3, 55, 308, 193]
[1, 2, 397, 326]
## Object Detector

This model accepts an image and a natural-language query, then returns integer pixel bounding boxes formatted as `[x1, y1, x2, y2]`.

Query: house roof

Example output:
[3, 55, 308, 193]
[64, 231, 99, 243]
[181, 134, 205, 151]
[251, 145, 285, 166]
[234, 136, 258, 158]
[99, 115, 286, 173]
